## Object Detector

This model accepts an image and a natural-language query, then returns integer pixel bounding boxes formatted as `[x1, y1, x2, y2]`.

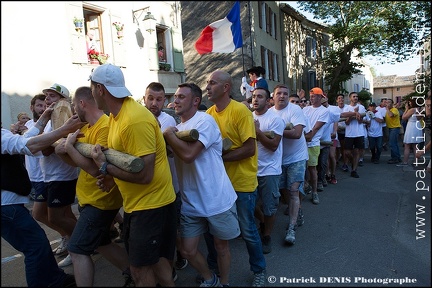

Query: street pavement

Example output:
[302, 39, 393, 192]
[2, 143, 431, 287]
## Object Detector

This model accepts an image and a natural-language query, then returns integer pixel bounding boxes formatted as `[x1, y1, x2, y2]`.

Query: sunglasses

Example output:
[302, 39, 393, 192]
[300, 100, 307, 103]
[290, 100, 299, 104]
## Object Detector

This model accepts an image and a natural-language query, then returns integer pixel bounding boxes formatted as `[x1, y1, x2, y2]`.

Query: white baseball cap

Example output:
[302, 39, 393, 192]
[43, 83, 70, 98]
[89, 64, 131, 98]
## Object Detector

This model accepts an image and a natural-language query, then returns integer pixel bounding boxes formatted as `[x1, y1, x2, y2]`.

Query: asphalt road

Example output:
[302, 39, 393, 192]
[2, 144, 431, 287]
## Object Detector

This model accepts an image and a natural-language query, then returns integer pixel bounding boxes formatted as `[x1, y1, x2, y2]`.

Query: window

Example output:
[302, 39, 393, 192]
[308, 71, 317, 89]
[353, 84, 360, 92]
[69, 3, 126, 67]
[153, 26, 184, 72]
[84, 10, 104, 55]
[261, 46, 279, 82]
[396, 96, 401, 103]
[396, 87, 400, 91]
[306, 37, 317, 58]
[258, 1, 277, 39]
[383, 89, 387, 94]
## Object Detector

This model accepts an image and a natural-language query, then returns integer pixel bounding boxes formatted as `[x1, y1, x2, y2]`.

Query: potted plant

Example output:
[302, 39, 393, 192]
[73, 17, 84, 32]
[97, 53, 109, 64]
[88, 49, 100, 64]
[159, 63, 171, 71]
[73, 17, 83, 28]
[113, 22, 124, 38]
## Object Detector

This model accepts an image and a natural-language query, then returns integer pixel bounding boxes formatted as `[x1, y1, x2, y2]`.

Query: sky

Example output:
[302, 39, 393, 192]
[283, 1, 421, 76]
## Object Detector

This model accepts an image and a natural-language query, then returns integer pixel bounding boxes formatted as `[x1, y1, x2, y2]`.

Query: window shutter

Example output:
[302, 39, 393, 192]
[110, 14, 127, 67]
[258, 1, 263, 29]
[68, 3, 88, 64]
[148, 32, 159, 71]
[171, 27, 184, 72]
[306, 37, 311, 57]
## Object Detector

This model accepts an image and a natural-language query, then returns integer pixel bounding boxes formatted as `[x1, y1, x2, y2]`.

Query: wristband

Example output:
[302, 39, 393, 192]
[99, 162, 109, 175]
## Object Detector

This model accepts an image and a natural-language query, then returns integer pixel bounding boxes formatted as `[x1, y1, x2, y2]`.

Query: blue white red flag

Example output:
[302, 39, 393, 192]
[195, 1, 243, 55]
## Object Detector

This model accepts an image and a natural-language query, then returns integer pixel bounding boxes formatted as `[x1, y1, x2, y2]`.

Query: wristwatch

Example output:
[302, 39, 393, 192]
[99, 162, 109, 175]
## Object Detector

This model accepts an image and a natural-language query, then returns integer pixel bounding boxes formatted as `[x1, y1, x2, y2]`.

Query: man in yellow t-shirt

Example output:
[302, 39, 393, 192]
[56, 86, 130, 286]
[88, 64, 176, 286]
[206, 70, 267, 287]
[385, 99, 402, 164]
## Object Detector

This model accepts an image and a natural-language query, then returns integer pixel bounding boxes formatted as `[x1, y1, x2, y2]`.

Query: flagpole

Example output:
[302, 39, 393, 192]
[241, 47, 246, 77]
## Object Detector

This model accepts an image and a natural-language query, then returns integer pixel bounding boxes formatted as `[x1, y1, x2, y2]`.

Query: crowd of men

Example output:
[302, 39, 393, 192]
[2, 63, 430, 287]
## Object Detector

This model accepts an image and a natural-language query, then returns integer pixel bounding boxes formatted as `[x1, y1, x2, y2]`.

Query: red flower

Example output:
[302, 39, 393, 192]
[88, 49, 99, 59]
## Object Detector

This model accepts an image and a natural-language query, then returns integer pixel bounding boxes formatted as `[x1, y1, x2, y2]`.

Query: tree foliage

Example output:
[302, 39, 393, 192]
[297, 1, 431, 102]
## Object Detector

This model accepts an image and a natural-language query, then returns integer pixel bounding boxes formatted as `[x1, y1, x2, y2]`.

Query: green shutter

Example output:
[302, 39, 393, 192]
[171, 27, 184, 72]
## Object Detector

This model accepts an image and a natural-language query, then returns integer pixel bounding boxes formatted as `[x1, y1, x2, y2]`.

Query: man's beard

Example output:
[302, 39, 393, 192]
[33, 111, 42, 121]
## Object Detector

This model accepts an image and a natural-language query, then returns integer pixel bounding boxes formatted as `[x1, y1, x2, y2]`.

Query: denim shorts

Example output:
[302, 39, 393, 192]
[257, 175, 280, 216]
[180, 204, 240, 240]
[67, 205, 119, 255]
[32, 181, 47, 202]
[280, 160, 307, 195]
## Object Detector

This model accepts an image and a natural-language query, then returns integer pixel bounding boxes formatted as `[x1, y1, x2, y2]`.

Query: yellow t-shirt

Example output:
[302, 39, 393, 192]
[108, 97, 175, 213]
[207, 100, 258, 192]
[76, 114, 123, 210]
[385, 107, 401, 128]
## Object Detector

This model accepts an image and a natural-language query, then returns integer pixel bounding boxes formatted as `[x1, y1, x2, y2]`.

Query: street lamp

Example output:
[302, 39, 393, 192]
[143, 11, 156, 34]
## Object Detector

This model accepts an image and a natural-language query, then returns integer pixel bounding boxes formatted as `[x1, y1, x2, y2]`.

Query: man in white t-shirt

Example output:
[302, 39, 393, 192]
[376, 98, 388, 150]
[340, 92, 367, 178]
[317, 96, 340, 190]
[335, 94, 348, 171]
[41, 84, 79, 267]
[24, 93, 62, 235]
[270, 84, 309, 245]
[252, 87, 284, 254]
[163, 82, 240, 287]
[303, 88, 329, 204]
[365, 102, 385, 163]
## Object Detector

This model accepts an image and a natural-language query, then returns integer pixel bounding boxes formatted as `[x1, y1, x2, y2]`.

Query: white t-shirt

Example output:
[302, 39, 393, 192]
[342, 104, 367, 138]
[336, 104, 347, 134]
[41, 120, 78, 182]
[376, 106, 387, 127]
[24, 120, 44, 182]
[158, 111, 180, 193]
[366, 111, 384, 137]
[253, 109, 285, 176]
[270, 103, 309, 165]
[174, 111, 237, 217]
[320, 105, 340, 144]
[303, 105, 329, 147]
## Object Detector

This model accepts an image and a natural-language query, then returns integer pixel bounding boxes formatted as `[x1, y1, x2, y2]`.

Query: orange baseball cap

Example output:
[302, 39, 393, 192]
[310, 87, 323, 95]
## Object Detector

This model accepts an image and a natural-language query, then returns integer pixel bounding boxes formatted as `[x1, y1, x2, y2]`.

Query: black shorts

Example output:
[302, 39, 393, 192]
[344, 136, 364, 150]
[68, 205, 119, 255]
[46, 179, 77, 207]
[124, 202, 177, 267]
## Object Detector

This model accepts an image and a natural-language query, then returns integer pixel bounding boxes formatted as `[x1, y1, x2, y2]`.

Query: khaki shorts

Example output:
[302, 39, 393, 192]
[180, 204, 240, 240]
[307, 146, 320, 167]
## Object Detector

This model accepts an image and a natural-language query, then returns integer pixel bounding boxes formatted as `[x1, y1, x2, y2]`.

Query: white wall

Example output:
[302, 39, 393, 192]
[1, 1, 182, 128]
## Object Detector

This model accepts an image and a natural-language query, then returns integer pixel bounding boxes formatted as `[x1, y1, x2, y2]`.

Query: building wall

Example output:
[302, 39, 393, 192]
[1, 1, 183, 129]
[373, 86, 415, 103]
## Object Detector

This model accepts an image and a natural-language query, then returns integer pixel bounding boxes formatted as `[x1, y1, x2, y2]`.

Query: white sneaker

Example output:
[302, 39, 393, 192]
[58, 254, 72, 267]
[53, 237, 68, 256]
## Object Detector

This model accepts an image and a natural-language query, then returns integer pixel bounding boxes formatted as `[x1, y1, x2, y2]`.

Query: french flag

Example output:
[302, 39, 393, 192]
[195, 1, 243, 55]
